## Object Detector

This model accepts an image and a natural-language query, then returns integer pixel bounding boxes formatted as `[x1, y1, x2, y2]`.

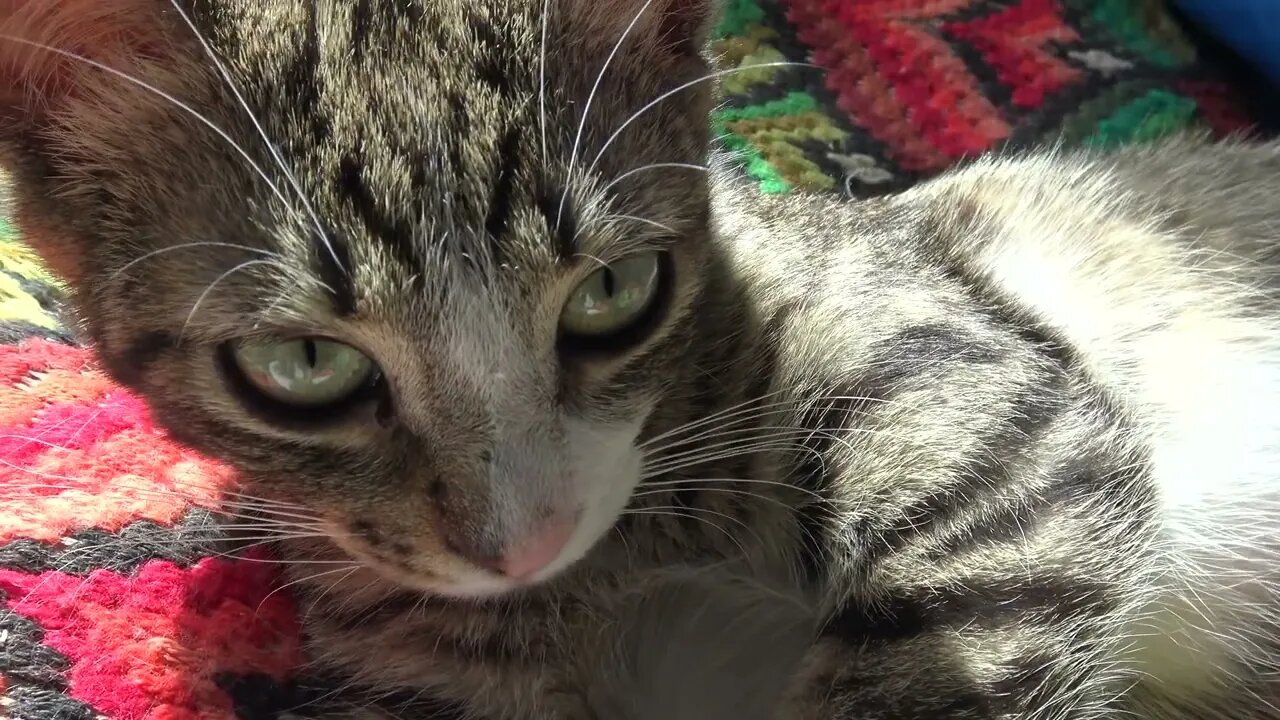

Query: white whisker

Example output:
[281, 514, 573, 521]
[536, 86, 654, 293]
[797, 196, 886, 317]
[585, 62, 813, 179]
[630, 485, 833, 517]
[107, 242, 285, 284]
[165, 0, 347, 274]
[640, 388, 795, 447]
[601, 162, 709, 195]
[641, 440, 817, 477]
[556, 0, 659, 231]
[640, 476, 834, 505]
[587, 213, 677, 237]
[0, 35, 296, 217]
[644, 426, 849, 469]
[538, 0, 552, 166]
[180, 258, 281, 340]
[623, 507, 751, 556]
[259, 565, 363, 613]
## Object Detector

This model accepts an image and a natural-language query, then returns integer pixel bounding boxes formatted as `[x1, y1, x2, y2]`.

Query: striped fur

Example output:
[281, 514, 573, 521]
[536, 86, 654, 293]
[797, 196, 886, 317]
[1, 1, 1280, 718]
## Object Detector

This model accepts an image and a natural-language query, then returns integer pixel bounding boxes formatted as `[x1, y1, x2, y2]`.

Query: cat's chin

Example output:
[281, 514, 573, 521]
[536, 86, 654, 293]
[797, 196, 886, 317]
[325, 534, 583, 600]
[333, 549, 537, 599]
[397, 571, 532, 600]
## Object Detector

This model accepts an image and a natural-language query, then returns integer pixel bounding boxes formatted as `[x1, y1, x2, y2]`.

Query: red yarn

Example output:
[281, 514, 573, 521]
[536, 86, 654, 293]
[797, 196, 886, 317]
[788, 0, 1010, 170]
[1175, 80, 1259, 138]
[0, 340, 93, 385]
[0, 554, 302, 720]
[0, 340, 235, 545]
[942, 0, 1083, 108]
[0, 390, 152, 466]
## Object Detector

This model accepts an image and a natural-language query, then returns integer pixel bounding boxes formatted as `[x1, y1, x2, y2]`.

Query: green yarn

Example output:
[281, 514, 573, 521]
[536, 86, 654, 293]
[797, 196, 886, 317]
[712, 93, 826, 194]
[714, 127, 792, 194]
[1085, 89, 1199, 147]
[1086, 0, 1194, 69]
[713, 0, 766, 41]
[714, 92, 820, 123]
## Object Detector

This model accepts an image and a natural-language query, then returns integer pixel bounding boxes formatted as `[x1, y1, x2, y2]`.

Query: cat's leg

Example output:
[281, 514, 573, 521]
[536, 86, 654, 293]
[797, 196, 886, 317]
[779, 567, 1141, 720]
[775, 494, 1258, 720]
[767, 365, 1167, 718]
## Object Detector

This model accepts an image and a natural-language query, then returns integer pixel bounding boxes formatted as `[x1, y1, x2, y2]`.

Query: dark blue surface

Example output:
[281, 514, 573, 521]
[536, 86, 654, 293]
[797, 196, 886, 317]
[1172, 0, 1280, 88]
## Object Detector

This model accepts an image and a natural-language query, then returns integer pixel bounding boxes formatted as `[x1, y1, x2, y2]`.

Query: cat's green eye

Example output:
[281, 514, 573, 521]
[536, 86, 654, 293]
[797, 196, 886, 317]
[560, 252, 662, 338]
[230, 337, 376, 407]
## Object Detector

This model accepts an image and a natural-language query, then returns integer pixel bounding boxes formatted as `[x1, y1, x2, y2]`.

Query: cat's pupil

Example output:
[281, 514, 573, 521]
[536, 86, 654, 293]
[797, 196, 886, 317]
[303, 339, 318, 368]
[602, 268, 616, 297]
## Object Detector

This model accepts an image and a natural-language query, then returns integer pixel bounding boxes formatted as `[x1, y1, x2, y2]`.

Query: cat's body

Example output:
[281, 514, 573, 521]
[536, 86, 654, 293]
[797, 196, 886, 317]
[0, 1, 1278, 718]
[286, 140, 1280, 720]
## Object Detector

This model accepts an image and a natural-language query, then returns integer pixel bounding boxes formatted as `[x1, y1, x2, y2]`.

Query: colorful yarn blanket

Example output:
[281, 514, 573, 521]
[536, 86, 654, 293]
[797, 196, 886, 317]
[0, 1, 1261, 718]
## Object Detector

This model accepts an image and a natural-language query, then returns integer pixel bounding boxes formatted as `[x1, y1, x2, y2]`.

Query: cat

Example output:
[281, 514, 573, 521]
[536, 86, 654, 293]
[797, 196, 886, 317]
[2, 0, 1280, 718]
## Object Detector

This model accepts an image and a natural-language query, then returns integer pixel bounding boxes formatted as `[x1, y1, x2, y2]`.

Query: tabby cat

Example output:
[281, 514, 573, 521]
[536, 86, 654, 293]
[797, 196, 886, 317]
[1, 0, 1279, 718]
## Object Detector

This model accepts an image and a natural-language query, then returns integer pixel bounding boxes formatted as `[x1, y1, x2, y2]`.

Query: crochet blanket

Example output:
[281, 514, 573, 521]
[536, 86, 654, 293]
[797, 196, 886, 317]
[0, 1, 1260, 718]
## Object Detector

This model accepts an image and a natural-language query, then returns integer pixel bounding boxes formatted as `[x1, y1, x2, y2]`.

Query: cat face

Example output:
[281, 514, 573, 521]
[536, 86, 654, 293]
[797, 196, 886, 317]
[0, 0, 717, 596]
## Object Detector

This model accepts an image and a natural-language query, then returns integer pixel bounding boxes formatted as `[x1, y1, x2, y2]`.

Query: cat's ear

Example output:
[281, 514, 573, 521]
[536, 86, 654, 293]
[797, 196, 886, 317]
[0, 0, 176, 116]
[566, 0, 720, 63]
[0, 0, 180, 282]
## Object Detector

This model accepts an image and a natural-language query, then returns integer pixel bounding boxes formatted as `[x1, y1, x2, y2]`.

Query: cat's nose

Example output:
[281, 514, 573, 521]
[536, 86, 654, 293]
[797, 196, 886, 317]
[495, 516, 576, 580]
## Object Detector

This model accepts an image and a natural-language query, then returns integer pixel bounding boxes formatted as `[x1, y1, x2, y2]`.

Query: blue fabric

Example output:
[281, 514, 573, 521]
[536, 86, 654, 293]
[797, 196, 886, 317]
[1172, 0, 1280, 87]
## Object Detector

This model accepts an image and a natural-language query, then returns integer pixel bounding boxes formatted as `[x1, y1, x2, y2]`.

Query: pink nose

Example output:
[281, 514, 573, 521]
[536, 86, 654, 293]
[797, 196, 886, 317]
[498, 517, 575, 580]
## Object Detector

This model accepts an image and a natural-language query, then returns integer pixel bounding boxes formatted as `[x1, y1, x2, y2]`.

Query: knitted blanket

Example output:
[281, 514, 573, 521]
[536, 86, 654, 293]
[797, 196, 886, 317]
[0, 1, 1259, 718]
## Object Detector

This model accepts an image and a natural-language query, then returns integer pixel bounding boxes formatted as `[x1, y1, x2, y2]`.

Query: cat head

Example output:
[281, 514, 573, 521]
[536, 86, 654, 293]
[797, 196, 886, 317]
[0, 0, 721, 597]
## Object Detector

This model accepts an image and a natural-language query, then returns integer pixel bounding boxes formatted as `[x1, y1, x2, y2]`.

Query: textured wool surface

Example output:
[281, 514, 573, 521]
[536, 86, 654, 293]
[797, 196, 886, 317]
[0, 1, 1262, 718]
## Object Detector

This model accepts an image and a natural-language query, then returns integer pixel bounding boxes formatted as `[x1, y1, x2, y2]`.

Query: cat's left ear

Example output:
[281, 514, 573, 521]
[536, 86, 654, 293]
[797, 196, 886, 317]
[564, 0, 720, 63]
[0, 0, 185, 284]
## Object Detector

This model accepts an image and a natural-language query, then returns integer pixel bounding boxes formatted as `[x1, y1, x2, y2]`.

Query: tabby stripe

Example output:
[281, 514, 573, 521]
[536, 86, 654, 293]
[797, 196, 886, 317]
[282, 0, 353, 311]
[787, 391, 889, 583]
[469, 13, 512, 93]
[823, 572, 1113, 644]
[872, 322, 1002, 372]
[445, 92, 469, 185]
[484, 127, 522, 241]
[790, 324, 1009, 582]
[855, 365, 1068, 574]
[835, 256, 1096, 567]
[796, 322, 1005, 492]
[922, 491, 1048, 564]
[316, 236, 358, 316]
[937, 254, 1082, 372]
[794, 494, 834, 584]
[826, 670, 994, 720]
[538, 190, 579, 261]
[336, 150, 423, 283]
[350, 0, 372, 63]
[284, 0, 330, 143]
[1044, 441, 1157, 539]
[988, 650, 1083, 715]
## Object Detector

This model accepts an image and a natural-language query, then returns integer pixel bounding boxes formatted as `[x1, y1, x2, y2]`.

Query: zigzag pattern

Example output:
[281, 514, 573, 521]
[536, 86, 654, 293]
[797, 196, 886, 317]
[0, 1, 1264, 717]
[713, 0, 1256, 197]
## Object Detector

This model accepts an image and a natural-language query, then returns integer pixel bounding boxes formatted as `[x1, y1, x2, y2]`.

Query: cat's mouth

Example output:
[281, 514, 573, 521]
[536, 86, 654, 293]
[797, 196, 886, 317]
[319, 511, 588, 599]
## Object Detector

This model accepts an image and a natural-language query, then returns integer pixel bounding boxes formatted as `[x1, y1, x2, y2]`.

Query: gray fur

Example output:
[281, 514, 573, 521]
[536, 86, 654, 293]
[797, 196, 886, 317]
[2, 1, 1280, 718]
[586, 566, 818, 720]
